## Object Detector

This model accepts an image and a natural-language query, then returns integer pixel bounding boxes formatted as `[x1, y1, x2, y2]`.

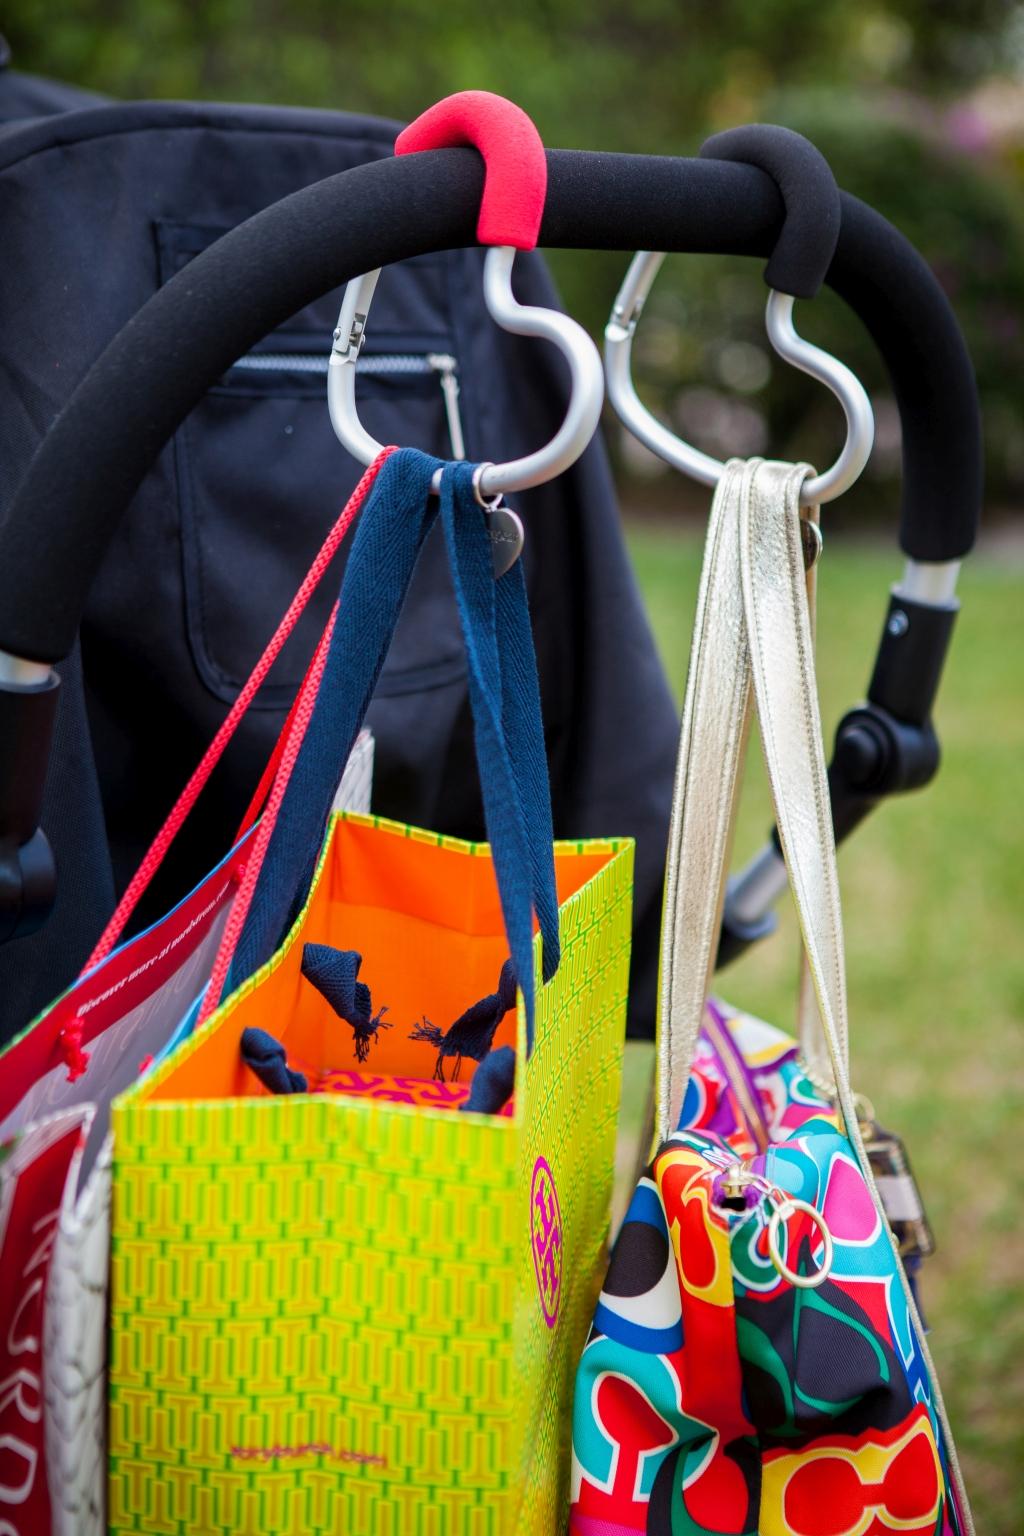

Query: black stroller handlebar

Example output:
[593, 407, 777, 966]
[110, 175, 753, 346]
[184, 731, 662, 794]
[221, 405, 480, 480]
[0, 145, 981, 666]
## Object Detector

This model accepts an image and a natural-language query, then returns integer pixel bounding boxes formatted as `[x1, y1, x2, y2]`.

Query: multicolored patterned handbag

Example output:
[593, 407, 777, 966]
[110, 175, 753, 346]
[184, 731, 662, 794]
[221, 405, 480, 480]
[681, 998, 832, 1159]
[682, 997, 936, 1291]
[570, 459, 973, 1534]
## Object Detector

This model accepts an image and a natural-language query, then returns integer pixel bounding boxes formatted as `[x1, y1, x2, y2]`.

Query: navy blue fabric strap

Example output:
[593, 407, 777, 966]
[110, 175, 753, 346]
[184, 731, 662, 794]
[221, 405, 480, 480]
[231, 449, 559, 1047]
[439, 463, 559, 1030]
[449, 462, 559, 986]
[494, 560, 560, 980]
[230, 449, 438, 985]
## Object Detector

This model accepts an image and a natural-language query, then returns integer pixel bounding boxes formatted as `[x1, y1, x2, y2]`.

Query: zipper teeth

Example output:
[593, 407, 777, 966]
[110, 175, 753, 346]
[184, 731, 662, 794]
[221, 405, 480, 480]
[703, 1011, 770, 1154]
[229, 352, 454, 376]
[227, 348, 465, 462]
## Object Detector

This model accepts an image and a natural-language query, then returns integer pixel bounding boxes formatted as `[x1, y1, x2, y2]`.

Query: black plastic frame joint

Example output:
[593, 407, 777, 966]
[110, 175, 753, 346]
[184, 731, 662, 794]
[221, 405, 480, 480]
[0, 675, 60, 941]
[0, 830, 57, 944]
[868, 592, 958, 727]
[716, 903, 779, 970]
[827, 703, 941, 847]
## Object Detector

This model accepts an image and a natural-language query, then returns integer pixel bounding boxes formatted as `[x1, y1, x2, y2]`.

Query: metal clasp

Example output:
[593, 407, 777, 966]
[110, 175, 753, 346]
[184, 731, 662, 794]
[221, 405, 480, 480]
[332, 312, 368, 363]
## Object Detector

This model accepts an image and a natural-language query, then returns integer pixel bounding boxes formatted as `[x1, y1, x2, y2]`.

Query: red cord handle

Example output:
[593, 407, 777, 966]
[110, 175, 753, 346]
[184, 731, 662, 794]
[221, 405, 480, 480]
[73, 450, 394, 971]
[197, 602, 339, 1024]
[56, 451, 396, 1080]
[395, 90, 547, 250]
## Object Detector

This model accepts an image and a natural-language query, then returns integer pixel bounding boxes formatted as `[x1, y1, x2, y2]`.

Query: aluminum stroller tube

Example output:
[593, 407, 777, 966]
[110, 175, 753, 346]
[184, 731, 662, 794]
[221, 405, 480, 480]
[0, 655, 50, 688]
[897, 559, 961, 607]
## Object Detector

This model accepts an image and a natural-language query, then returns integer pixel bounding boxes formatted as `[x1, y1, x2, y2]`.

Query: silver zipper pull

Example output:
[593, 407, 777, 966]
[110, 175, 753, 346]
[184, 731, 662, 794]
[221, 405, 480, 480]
[427, 353, 466, 460]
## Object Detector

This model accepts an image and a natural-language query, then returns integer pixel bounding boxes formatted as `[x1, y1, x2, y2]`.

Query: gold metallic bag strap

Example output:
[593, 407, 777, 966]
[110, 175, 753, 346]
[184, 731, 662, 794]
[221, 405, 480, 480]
[657, 460, 848, 1139]
[740, 468, 852, 1087]
[656, 459, 753, 1143]
[793, 504, 841, 1093]
[742, 459, 973, 1527]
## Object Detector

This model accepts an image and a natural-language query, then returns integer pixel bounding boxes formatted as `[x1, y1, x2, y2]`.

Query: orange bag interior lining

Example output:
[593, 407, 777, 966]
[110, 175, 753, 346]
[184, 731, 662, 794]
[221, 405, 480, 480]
[151, 818, 618, 1104]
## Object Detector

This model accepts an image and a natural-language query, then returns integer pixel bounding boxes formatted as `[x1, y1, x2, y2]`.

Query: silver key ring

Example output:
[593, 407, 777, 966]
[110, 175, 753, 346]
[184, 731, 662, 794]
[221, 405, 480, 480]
[767, 1195, 834, 1289]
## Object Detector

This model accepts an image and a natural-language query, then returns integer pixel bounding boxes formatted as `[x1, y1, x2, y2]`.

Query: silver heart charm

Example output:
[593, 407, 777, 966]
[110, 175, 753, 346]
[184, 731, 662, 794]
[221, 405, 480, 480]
[486, 503, 525, 578]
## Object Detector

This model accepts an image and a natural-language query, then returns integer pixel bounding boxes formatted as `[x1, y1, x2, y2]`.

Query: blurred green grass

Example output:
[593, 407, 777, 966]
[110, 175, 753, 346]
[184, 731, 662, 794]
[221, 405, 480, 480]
[618, 520, 1024, 1532]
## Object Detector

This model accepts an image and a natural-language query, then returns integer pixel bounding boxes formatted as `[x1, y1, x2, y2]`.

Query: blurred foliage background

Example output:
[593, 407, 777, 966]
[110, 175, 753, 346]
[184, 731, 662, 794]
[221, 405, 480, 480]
[5, 2, 1023, 1527]
[6, 0, 1024, 522]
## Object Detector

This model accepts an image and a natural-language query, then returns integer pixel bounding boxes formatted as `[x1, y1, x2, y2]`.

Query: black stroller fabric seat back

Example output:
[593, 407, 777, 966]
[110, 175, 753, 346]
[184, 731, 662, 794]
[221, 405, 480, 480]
[0, 86, 678, 1040]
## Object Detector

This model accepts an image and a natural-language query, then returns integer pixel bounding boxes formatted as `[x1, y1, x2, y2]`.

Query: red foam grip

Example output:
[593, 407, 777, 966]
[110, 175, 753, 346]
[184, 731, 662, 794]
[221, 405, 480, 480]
[394, 90, 547, 250]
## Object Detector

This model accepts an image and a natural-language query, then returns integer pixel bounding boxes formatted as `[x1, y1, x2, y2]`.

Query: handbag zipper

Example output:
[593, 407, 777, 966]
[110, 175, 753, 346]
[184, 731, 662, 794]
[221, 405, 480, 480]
[229, 350, 466, 459]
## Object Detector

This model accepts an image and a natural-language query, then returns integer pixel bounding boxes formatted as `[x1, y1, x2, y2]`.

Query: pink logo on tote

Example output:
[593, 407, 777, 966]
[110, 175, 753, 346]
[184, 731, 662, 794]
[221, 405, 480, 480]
[531, 1156, 563, 1328]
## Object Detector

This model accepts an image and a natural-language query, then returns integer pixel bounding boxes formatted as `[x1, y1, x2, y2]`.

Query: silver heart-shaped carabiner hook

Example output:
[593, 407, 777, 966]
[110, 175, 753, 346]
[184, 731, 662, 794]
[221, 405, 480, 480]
[328, 246, 604, 502]
[604, 250, 874, 506]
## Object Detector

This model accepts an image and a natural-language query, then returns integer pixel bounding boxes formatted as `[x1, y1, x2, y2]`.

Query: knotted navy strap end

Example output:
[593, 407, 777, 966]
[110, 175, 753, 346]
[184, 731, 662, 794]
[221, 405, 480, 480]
[302, 944, 392, 1063]
[241, 1026, 307, 1094]
[460, 1046, 517, 1115]
[409, 959, 518, 1082]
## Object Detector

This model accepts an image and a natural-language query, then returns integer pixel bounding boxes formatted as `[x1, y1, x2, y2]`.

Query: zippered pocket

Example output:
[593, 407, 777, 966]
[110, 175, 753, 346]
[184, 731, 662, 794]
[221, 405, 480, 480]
[152, 215, 474, 706]
[176, 328, 470, 705]
[227, 349, 466, 459]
